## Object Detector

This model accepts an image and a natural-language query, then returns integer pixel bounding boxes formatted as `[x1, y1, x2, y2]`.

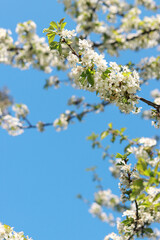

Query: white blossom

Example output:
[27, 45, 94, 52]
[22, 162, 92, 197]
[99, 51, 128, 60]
[12, 104, 29, 118]
[60, 29, 76, 39]
[138, 137, 157, 147]
[1, 115, 24, 136]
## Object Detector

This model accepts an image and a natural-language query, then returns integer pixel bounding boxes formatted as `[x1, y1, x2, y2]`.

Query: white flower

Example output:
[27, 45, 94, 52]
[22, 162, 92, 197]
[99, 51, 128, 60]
[12, 104, 29, 118]
[36, 121, 44, 132]
[154, 97, 160, 105]
[60, 29, 76, 39]
[1, 115, 24, 136]
[89, 202, 102, 215]
[138, 137, 157, 147]
[0, 222, 32, 240]
[53, 113, 69, 131]
[79, 39, 92, 50]
[47, 76, 60, 88]
[151, 89, 160, 98]
[104, 233, 121, 240]
[67, 51, 79, 67]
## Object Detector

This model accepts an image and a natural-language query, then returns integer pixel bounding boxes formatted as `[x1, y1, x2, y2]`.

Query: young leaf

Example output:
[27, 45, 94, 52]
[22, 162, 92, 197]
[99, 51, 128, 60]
[153, 192, 160, 202]
[50, 21, 58, 30]
[87, 74, 94, 86]
[48, 33, 56, 44]
[100, 131, 109, 140]
[60, 22, 67, 30]
[50, 41, 59, 50]
[59, 17, 65, 24]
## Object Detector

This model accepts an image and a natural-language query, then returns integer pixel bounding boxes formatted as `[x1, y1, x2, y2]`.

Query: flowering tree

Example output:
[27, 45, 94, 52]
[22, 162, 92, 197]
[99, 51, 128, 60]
[0, 0, 160, 239]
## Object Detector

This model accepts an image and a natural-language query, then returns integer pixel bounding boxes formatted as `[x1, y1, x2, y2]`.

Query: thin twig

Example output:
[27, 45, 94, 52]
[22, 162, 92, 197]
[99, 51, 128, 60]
[137, 95, 160, 112]
[23, 101, 109, 130]
[61, 38, 80, 59]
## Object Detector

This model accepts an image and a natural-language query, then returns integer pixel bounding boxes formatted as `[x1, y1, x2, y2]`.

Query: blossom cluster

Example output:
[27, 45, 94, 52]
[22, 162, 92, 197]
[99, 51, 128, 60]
[0, 21, 67, 72]
[89, 202, 115, 225]
[67, 39, 140, 113]
[102, 13, 160, 55]
[0, 100, 30, 136]
[138, 56, 160, 81]
[1, 115, 24, 136]
[108, 136, 160, 239]
[60, 0, 160, 56]
[0, 88, 13, 114]
[0, 222, 32, 240]
[89, 189, 121, 226]
[12, 104, 29, 118]
[53, 110, 72, 131]
[87, 125, 160, 239]
[136, 0, 158, 10]
[44, 76, 60, 89]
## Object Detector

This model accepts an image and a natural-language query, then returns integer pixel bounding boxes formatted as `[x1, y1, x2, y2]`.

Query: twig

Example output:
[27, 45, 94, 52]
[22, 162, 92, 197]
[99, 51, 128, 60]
[23, 101, 109, 130]
[61, 38, 80, 59]
[137, 95, 160, 112]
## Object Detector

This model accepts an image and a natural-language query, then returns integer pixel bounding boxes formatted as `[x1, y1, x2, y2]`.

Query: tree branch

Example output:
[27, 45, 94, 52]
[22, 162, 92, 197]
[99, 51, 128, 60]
[137, 95, 160, 112]
[93, 28, 159, 48]
[23, 101, 109, 130]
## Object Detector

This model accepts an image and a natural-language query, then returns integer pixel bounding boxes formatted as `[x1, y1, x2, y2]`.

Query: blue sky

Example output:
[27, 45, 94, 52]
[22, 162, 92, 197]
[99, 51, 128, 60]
[0, 1, 160, 240]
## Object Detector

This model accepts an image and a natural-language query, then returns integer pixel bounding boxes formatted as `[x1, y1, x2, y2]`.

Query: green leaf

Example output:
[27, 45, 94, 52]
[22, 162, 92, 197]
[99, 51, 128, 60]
[86, 166, 97, 172]
[104, 69, 111, 74]
[133, 179, 144, 187]
[76, 112, 85, 121]
[65, 39, 72, 45]
[4, 224, 11, 231]
[43, 28, 49, 33]
[108, 123, 112, 129]
[100, 131, 109, 140]
[122, 217, 134, 226]
[116, 153, 123, 159]
[50, 21, 58, 30]
[102, 68, 112, 79]
[144, 228, 153, 234]
[80, 72, 86, 78]
[48, 33, 56, 44]
[137, 158, 148, 174]
[58, 43, 62, 54]
[120, 135, 127, 143]
[92, 141, 101, 149]
[87, 74, 94, 86]
[137, 193, 146, 201]
[120, 127, 126, 133]
[141, 201, 152, 207]
[59, 17, 65, 24]
[87, 133, 99, 141]
[50, 41, 59, 50]
[153, 192, 160, 202]
[130, 179, 144, 200]
[122, 72, 132, 77]
[60, 22, 67, 30]
[154, 161, 160, 175]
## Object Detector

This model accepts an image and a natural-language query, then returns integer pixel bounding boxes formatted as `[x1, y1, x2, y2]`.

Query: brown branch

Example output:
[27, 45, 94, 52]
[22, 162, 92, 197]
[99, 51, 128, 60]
[137, 95, 160, 112]
[93, 28, 159, 48]
[22, 101, 109, 130]
[21, 94, 160, 131]
[61, 38, 80, 59]
[8, 47, 23, 52]
[134, 200, 139, 231]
